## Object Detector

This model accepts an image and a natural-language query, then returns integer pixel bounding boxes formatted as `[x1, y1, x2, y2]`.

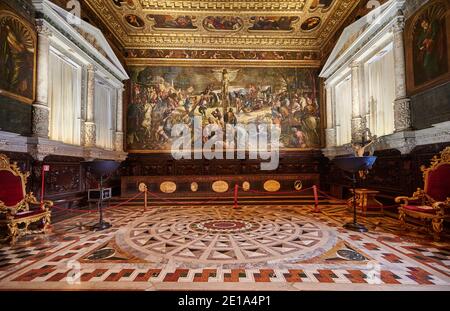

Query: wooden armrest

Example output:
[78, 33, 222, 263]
[432, 201, 450, 211]
[395, 188, 426, 206]
[29, 200, 54, 211]
[395, 196, 419, 206]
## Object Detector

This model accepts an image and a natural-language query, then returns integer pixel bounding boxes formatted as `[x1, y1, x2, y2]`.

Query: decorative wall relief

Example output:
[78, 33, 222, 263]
[126, 66, 321, 153]
[406, 0, 450, 95]
[249, 16, 298, 31]
[263, 180, 281, 192]
[0, 11, 36, 104]
[126, 49, 320, 61]
[112, 0, 135, 9]
[148, 15, 197, 30]
[160, 181, 177, 193]
[301, 17, 322, 31]
[124, 14, 145, 28]
[203, 16, 243, 31]
[310, 0, 334, 11]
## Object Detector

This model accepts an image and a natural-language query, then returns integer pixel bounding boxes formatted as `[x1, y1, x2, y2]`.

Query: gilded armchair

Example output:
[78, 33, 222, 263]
[0, 154, 53, 244]
[395, 147, 450, 241]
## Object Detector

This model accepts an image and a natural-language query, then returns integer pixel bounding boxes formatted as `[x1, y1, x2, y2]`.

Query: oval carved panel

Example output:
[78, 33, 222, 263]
[212, 180, 229, 193]
[160, 181, 177, 194]
[264, 180, 281, 192]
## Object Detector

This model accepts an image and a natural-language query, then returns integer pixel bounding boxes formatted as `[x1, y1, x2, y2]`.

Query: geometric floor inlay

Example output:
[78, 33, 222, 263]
[116, 207, 338, 265]
[1, 204, 450, 290]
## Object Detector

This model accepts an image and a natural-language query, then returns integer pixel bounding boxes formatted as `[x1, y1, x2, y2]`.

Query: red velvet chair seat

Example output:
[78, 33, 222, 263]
[403, 205, 436, 214]
[0, 170, 25, 207]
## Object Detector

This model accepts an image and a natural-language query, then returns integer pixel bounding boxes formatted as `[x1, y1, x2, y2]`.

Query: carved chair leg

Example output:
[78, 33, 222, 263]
[431, 218, 443, 241]
[7, 223, 19, 245]
[43, 214, 52, 233]
[398, 209, 406, 227]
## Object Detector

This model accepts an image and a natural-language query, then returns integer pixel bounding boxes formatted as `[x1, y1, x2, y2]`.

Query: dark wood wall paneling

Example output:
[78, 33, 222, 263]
[321, 142, 450, 202]
[122, 150, 324, 177]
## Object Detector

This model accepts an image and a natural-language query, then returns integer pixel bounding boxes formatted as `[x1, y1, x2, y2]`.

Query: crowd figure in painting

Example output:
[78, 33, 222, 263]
[127, 70, 320, 151]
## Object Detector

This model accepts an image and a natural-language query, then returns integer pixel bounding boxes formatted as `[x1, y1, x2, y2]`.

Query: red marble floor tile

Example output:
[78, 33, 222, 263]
[193, 269, 217, 282]
[80, 269, 109, 282]
[348, 235, 363, 241]
[104, 269, 135, 282]
[407, 267, 434, 285]
[254, 269, 275, 282]
[50, 252, 77, 262]
[283, 269, 305, 282]
[133, 269, 161, 282]
[224, 269, 246, 282]
[364, 243, 380, 251]
[163, 269, 190, 282]
[382, 253, 403, 263]
[12, 266, 56, 282]
[380, 271, 401, 285]
[345, 270, 367, 284]
[314, 270, 337, 283]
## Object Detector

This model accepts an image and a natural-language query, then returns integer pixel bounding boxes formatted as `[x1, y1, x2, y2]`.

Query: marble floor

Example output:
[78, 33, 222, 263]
[0, 204, 449, 291]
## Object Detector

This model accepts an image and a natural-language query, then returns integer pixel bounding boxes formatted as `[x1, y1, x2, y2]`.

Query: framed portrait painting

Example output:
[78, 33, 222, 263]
[0, 11, 36, 104]
[405, 0, 450, 95]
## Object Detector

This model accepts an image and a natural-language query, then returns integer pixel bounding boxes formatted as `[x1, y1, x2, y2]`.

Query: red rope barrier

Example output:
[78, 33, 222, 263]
[234, 184, 239, 209]
[145, 190, 230, 205]
[238, 185, 315, 195]
[312, 185, 320, 213]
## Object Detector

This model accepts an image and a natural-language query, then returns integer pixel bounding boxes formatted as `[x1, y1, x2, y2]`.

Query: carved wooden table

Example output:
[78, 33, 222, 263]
[348, 188, 384, 216]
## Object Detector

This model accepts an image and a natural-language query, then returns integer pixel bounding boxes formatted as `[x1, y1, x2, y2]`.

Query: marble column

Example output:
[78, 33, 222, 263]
[351, 62, 363, 142]
[392, 12, 412, 132]
[115, 87, 124, 152]
[84, 65, 96, 147]
[325, 84, 336, 148]
[32, 21, 51, 139]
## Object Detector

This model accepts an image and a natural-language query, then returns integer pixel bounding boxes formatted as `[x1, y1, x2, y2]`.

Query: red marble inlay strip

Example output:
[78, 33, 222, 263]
[193, 269, 217, 282]
[133, 269, 162, 282]
[224, 269, 246, 282]
[12, 266, 56, 282]
[344, 270, 367, 284]
[80, 269, 109, 282]
[253, 269, 275, 282]
[163, 269, 190, 282]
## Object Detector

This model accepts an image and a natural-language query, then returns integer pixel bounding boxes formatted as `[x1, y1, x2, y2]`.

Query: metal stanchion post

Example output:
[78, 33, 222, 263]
[313, 185, 320, 213]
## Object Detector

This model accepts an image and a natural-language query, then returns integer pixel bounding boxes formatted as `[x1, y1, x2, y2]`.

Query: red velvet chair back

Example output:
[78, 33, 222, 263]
[425, 163, 450, 202]
[0, 170, 25, 207]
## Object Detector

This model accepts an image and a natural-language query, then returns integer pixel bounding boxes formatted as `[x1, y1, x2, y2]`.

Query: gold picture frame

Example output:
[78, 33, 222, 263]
[405, 0, 450, 96]
[0, 10, 37, 104]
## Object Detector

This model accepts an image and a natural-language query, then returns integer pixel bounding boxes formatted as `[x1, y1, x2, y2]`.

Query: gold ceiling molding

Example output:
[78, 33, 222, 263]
[138, 0, 307, 12]
[126, 57, 321, 68]
[84, 0, 359, 54]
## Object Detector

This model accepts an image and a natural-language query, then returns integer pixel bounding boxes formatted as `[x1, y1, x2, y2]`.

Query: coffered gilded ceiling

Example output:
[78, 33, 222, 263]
[84, 0, 359, 64]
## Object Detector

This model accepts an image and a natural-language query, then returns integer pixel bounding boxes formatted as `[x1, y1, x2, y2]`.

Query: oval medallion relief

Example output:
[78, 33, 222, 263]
[212, 181, 229, 193]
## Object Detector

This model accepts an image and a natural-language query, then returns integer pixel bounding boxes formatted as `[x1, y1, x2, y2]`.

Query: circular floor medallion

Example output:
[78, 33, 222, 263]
[116, 207, 337, 265]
